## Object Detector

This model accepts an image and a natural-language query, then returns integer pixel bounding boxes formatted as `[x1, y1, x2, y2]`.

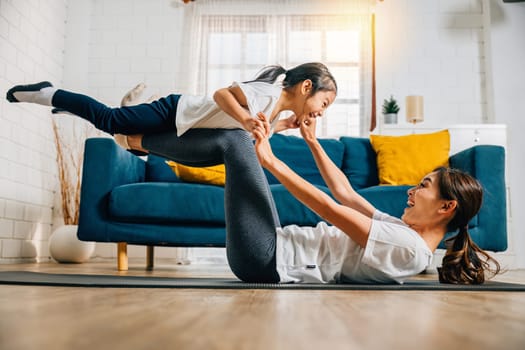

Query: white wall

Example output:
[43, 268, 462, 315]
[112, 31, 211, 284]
[488, 0, 525, 268]
[0, 0, 68, 263]
[375, 0, 488, 126]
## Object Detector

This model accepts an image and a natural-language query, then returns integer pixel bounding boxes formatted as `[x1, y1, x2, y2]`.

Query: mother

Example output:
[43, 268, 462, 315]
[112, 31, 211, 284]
[131, 115, 500, 285]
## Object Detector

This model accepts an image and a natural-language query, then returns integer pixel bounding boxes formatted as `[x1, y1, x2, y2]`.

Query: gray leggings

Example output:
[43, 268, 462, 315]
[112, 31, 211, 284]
[142, 129, 281, 283]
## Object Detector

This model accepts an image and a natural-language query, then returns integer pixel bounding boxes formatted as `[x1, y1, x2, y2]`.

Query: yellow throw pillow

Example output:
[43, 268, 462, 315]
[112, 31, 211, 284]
[370, 130, 450, 186]
[165, 161, 226, 186]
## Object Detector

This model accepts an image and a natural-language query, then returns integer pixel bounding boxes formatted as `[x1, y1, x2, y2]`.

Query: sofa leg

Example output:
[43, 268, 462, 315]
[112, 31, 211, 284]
[117, 242, 128, 271]
[146, 246, 154, 270]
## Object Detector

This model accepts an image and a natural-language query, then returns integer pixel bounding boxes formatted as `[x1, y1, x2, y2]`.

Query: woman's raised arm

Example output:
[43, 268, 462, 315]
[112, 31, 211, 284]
[299, 117, 376, 218]
[253, 113, 372, 248]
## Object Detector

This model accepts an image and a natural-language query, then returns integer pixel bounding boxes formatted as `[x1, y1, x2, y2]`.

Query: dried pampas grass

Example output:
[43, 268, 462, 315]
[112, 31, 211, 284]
[51, 119, 83, 225]
[51, 118, 100, 225]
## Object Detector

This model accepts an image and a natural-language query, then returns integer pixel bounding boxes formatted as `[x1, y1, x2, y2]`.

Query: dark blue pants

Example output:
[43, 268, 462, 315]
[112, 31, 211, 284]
[52, 89, 281, 283]
[52, 89, 181, 135]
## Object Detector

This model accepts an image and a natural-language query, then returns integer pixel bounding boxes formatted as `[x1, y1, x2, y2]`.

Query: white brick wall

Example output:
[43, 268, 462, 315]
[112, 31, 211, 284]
[87, 0, 185, 105]
[83, 0, 188, 260]
[0, 0, 68, 263]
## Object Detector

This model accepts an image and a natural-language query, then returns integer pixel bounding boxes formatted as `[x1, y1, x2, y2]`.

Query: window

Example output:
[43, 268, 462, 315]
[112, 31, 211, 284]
[197, 14, 372, 137]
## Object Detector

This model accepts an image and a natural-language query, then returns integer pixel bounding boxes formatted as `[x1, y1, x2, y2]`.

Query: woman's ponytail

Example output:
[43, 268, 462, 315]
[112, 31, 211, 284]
[438, 226, 500, 284]
[434, 167, 501, 284]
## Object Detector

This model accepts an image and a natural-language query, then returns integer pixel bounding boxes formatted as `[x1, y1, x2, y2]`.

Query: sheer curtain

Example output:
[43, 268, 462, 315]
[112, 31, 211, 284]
[179, 0, 374, 137]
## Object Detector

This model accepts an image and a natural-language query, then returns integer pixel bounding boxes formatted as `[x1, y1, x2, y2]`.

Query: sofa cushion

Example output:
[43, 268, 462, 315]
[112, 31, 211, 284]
[109, 183, 225, 224]
[370, 130, 450, 186]
[358, 185, 412, 218]
[339, 137, 379, 190]
[270, 184, 331, 226]
[145, 154, 181, 183]
[265, 134, 345, 186]
[165, 161, 226, 186]
[109, 182, 332, 227]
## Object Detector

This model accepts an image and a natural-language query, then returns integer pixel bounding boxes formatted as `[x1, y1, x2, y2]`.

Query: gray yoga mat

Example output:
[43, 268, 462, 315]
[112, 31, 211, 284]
[1, 271, 524, 291]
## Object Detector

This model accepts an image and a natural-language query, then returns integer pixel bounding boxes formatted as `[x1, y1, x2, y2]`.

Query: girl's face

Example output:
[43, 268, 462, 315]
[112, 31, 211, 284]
[292, 81, 336, 124]
[401, 172, 455, 229]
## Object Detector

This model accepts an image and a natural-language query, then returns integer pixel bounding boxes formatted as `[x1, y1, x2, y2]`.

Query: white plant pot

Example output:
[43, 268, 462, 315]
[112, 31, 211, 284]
[383, 113, 398, 124]
[49, 225, 95, 263]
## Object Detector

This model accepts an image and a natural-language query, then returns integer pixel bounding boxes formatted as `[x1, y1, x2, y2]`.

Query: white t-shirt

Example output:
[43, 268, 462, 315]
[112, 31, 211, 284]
[175, 81, 283, 136]
[276, 210, 433, 284]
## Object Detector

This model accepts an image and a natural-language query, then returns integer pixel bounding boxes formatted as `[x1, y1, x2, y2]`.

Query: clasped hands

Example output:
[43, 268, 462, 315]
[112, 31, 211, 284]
[252, 112, 317, 168]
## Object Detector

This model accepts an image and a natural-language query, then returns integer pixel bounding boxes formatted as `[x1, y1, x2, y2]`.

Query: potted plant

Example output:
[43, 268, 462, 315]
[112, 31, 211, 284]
[382, 95, 400, 124]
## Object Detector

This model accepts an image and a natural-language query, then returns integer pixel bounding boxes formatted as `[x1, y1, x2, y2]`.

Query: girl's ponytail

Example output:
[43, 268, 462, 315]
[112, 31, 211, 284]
[244, 65, 287, 84]
[244, 62, 337, 95]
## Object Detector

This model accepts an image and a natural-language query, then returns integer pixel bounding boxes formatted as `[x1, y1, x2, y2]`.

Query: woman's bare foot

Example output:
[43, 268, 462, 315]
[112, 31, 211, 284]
[126, 134, 148, 154]
[114, 134, 148, 155]
[120, 83, 146, 107]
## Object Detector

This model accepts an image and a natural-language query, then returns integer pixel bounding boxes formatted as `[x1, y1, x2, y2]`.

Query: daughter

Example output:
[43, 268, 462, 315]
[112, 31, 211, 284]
[6, 62, 337, 153]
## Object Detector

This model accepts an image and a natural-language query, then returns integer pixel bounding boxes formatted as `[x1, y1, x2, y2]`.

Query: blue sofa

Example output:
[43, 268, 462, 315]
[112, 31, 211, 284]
[78, 134, 507, 270]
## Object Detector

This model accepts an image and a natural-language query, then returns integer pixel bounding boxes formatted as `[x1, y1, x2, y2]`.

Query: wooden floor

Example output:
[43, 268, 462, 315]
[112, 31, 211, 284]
[1, 260, 524, 350]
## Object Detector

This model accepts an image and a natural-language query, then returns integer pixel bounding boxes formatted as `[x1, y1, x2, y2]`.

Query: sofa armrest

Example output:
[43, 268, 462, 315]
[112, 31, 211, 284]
[449, 145, 507, 251]
[77, 137, 146, 242]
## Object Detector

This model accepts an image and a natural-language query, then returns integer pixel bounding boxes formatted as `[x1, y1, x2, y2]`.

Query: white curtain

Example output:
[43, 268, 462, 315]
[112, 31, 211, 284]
[178, 0, 374, 137]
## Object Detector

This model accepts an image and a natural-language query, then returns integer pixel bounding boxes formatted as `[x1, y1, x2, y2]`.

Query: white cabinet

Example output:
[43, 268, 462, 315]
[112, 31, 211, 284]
[378, 124, 507, 155]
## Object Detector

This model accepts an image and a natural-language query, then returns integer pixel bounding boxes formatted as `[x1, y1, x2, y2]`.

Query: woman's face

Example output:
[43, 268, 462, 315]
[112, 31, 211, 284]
[401, 171, 448, 228]
[294, 89, 336, 125]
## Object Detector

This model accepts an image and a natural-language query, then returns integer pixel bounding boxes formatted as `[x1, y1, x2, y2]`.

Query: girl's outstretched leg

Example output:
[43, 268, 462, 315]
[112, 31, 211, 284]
[7, 82, 180, 135]
[51, 90, 180, 135]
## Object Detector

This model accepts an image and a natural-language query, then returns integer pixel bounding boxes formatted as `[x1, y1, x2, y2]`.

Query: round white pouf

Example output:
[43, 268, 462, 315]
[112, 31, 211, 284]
[49, 225, 95, 263]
